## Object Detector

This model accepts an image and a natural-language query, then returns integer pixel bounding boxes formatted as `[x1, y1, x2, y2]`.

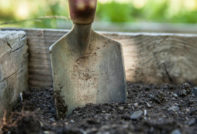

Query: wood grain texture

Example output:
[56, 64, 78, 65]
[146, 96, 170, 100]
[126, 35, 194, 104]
[2, 28, 197, 88]
[116, 34, 197, 84]
[0, 31, 28, 117]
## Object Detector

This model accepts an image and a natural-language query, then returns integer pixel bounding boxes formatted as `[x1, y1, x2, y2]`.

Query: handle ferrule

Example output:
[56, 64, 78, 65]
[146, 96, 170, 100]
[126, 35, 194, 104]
[68, 0, 97, 24]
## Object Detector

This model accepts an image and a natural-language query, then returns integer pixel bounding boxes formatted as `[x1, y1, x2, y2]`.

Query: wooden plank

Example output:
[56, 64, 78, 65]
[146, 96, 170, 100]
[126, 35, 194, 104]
[2, 28, 197, 88]
[0, 31, 28, 117]
[28, 74, 52, 82]
[29, 80, 52, 88]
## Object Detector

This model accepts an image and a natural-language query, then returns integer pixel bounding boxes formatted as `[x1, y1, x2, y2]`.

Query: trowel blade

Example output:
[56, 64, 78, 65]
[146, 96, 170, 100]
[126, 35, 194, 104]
[50, 31, 126, 117]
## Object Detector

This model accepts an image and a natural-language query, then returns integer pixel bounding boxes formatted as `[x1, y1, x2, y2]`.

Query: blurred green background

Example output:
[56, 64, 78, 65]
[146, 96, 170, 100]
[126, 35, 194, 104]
[0, 0, 197, 30]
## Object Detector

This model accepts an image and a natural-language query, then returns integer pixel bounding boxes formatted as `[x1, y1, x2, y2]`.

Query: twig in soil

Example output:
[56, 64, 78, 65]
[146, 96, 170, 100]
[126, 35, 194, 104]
[0, 110, 7, 132]
[2, 110, 7, 126]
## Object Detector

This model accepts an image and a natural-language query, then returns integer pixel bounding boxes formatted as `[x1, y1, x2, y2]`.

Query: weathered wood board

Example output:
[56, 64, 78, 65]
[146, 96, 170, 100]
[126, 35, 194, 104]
[114, 33, 197, 84]
[0, 31, 28, 117]
[2, 28, 197, 88]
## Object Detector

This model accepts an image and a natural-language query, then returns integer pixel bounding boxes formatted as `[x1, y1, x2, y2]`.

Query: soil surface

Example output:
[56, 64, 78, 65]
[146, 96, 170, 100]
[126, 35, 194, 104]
[1, 82, 197, 134]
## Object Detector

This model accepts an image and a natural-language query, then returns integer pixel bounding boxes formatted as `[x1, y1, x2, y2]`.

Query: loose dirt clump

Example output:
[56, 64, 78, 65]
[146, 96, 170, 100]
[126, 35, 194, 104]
[1, 82, 197, 134]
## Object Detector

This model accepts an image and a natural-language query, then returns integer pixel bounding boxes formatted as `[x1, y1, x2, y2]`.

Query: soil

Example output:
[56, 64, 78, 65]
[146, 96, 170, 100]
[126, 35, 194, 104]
[1, 82, 197, 134]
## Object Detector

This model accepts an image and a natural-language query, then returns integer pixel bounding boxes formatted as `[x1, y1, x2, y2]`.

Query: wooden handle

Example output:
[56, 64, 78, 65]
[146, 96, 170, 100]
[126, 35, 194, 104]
[68, 0, 97, 24]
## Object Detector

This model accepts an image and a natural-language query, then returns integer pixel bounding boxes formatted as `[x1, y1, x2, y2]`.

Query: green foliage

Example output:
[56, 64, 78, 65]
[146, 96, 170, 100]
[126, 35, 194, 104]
[96, 2, 134, 23]
[172, 10, 197, 23]
[1, 0, 197, 28]
[19, 1, 69, 28]
[142, 0, 170, 22]
[96, 1, 143, 23]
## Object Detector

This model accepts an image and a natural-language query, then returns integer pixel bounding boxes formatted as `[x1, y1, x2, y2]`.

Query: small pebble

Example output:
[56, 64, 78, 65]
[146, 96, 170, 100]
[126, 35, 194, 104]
[172, 93, 178, 98]
[168, 106, 179, 112]
[119, 106, 124, 110]
[44, 131, 55, 134]
[134, 103, 138, 107]
[178, 90, 187, 97]
[187, 118, 196, 126]
[19, 92, 23, 101]
[70, 120, 75, 123]
[49, 118, 55, 122]
[130, 110, 143, 120]
[146, 102, 152, 108]
[192, 87, 197, 97]
[186, 108, 190, 112]
[144, 109, 147, 116]
[183, 83, 191, 88]
[171, 129, 181, 134]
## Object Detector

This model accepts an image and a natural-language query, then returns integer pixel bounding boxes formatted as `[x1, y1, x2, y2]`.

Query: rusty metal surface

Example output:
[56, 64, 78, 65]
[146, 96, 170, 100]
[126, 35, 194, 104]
[50, 24, 126, 115]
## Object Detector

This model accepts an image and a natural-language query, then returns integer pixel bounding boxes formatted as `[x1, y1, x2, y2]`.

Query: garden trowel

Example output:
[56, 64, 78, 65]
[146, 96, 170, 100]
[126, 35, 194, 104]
[50, 0, 126, 118]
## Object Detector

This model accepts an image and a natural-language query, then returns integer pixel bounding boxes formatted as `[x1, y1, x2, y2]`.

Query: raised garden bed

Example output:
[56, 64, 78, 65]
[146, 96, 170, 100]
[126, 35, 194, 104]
[0, 31, 28, 118]
[0, 28, 197, 134]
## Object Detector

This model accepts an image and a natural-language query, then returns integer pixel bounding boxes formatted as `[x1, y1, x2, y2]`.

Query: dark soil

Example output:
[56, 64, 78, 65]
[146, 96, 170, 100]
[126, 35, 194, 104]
[1, 82, 197, 134]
